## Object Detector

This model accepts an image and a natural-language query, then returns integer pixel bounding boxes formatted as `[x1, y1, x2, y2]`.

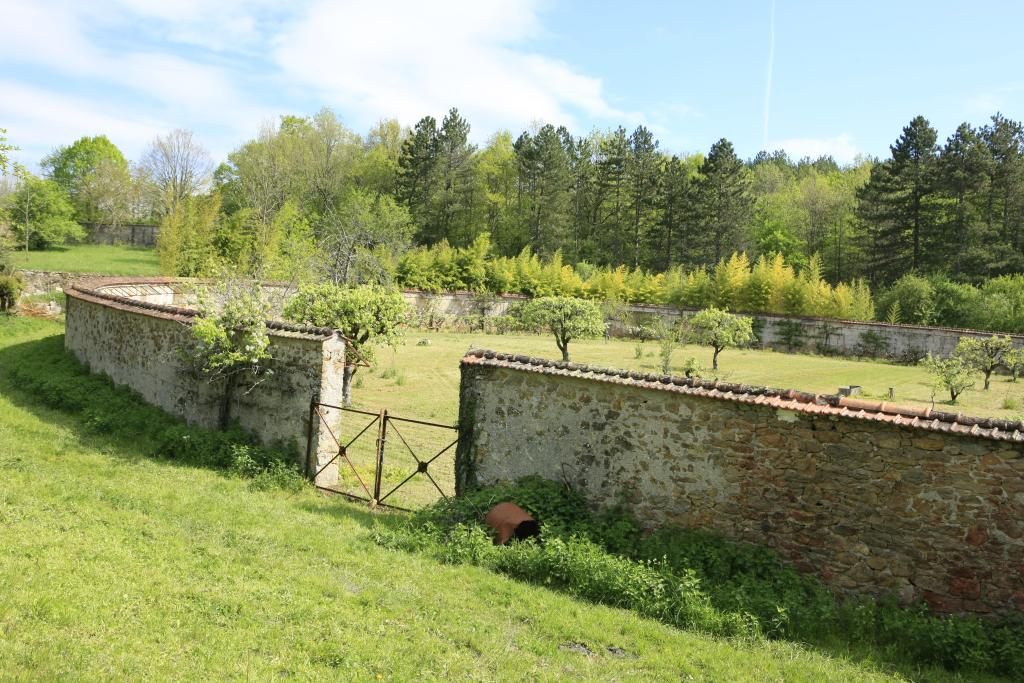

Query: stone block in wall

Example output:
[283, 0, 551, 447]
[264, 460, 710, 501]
[63, 278, 346, 485]
[455, 350, 1024, 617]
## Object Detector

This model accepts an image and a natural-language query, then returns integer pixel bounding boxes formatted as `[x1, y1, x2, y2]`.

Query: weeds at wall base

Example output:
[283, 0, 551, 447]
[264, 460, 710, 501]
[373, 476, 1024, 680]
[0, 334, 306, 492]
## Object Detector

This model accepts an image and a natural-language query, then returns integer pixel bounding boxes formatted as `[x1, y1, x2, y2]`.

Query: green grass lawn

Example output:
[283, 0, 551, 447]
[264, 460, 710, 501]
[11, 244, 161, 276]
[0, 316, 919, 681]
[358, 332, 1024, 423]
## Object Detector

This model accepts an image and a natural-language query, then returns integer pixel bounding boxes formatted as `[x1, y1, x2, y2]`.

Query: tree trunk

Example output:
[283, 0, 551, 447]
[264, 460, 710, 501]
[219, 374, 237, 429]
[712, 347, 721, 370]
[342, 365, 356, 407]
[561, 345, 570, 362]
[983, 370, 991, 390]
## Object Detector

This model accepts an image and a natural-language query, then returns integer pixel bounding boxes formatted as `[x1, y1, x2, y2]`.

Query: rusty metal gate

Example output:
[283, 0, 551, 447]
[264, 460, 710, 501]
[305, 398, 458, 511]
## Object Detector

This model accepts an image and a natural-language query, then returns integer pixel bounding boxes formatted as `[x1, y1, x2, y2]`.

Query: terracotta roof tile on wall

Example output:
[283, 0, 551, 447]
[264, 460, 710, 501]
[462, 349, 1024, 444]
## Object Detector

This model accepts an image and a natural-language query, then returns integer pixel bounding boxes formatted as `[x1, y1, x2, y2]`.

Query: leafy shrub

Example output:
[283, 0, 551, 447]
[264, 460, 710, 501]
[876, 275, 937, 326]
[856, 330, 890, 358]
[773, 319, 806, 352]
[395, 238, 877, 322]
[376, 476, 1024, 677]
[0, 274, 23, 312]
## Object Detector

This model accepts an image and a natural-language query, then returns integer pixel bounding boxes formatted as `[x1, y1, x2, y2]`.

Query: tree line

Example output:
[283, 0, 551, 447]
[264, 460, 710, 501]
[2, 107, 1023, 299]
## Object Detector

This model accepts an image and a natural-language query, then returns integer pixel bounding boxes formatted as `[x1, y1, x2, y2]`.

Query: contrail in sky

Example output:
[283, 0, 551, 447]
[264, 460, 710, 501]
[762, 0, 776, 150]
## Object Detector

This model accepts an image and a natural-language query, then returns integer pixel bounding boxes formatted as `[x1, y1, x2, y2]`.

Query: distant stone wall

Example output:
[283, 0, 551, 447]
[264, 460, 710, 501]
[456, 351, 1024, 615]
[85, 223, 158, 247]
[20, 269, 92, 296]
[404, 290, 1024, 359]
[64, 277, 344, 485]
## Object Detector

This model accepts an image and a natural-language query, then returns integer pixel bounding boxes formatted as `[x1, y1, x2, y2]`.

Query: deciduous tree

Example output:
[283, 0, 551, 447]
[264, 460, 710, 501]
[954, 335, 1013, 390]
[284, 284, 407, 406]
[923, 353, 974, 403]
[685, 307, 754, 370]
[142, 129, 213, 216]
[518, 296, 605, 361]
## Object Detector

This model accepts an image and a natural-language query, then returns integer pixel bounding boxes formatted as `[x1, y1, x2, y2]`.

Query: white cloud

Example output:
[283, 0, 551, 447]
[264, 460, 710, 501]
[0, 0, 642, 165]
[0, 81, 169, 168]
[272, 0, 639, 135]
[770, 133, 860, 164]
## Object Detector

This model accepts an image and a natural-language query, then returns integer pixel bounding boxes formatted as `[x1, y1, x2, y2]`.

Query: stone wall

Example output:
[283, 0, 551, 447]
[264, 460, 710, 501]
[404, 290, 1024, 359]
[64, 277, 344, 485]
[20, 269, 94, 296]
[456, 351, 1024, 615]
[84, 223, 159, 246]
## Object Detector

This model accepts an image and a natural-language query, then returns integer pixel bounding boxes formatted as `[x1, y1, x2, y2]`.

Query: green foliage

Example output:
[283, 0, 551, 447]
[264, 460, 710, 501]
[857, 330, 890, 358]
[923, 353, 975, 403]
[955, 335, 1014, 390]
[685, 307, 755, 370]
[185, 283, 273, 382]
[773, 319, 807, 352]
[395, 244, 878, 323]
[41, 134, 128, 221]
[658, 335, 675, 374]
[1005, 348, 1024, 382]
[680, 356, 702, 377]
[877, 275, 936, 326]
[157, 193, 222, 276]
[318, 187, 415, 285]
[182, 281, 274, 427]
[0, 127, 15, 175]
[1, 333, 302, 490]
[284, 283, 407, 365]
[516, 296, 605, 361]
[4, 174, 85, 249]
[377, 477, 1024, 678]
[0, 274, 23, 312]
[885, 300, 902, 325]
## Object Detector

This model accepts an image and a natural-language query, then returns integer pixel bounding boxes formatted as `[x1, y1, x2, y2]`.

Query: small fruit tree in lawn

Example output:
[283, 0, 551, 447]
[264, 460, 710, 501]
[955, 335, 1013, 390]
[284, 284, 407, 406]
[922, 353, 975, 404]
[518, 296, 605, 362]
[685, 307, 755, 371]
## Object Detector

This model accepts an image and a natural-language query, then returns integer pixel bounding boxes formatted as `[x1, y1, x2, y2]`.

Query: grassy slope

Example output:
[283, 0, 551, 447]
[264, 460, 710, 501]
[0, 317, 908, 682]
[12, 244, 161, 276]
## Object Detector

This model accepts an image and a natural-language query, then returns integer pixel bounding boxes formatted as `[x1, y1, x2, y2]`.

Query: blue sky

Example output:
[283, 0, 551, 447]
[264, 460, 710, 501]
[3, 0, 1023, 169]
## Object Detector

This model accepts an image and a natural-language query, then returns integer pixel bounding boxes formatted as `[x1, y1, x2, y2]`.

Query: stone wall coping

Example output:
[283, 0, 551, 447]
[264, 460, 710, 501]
[462, 349, 1024, 444]
[65, 276, 339, 341]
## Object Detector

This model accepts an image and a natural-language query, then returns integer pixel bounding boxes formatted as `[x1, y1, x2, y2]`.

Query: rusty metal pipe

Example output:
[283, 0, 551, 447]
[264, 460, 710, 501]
[484, 502, 540, 545]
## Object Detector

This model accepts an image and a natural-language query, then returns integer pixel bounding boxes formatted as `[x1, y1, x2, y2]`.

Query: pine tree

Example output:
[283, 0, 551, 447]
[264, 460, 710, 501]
[513, 124, 571, 255]
[981, 113, 1024, 265]
[624, 126, 661, 268]
[431, 108, 478, 245]
[397, 116, 438, 237]
[937, 123, 991, 276]
[857, 116, 939, 283]
[655, 155, 692, 270]
[694, 139, 752, 264]
[563, 132, 596, 263]
[593, 127, 630, 262]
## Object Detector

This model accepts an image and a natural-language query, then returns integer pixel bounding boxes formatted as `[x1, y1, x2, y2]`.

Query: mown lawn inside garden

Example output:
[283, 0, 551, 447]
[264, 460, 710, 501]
[0, 316, 928, 681]
[11, 244, 161, 276]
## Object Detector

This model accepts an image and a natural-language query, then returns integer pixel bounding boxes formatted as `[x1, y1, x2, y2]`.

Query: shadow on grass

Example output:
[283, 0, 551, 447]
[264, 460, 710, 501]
[0, 333, 386, 532]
